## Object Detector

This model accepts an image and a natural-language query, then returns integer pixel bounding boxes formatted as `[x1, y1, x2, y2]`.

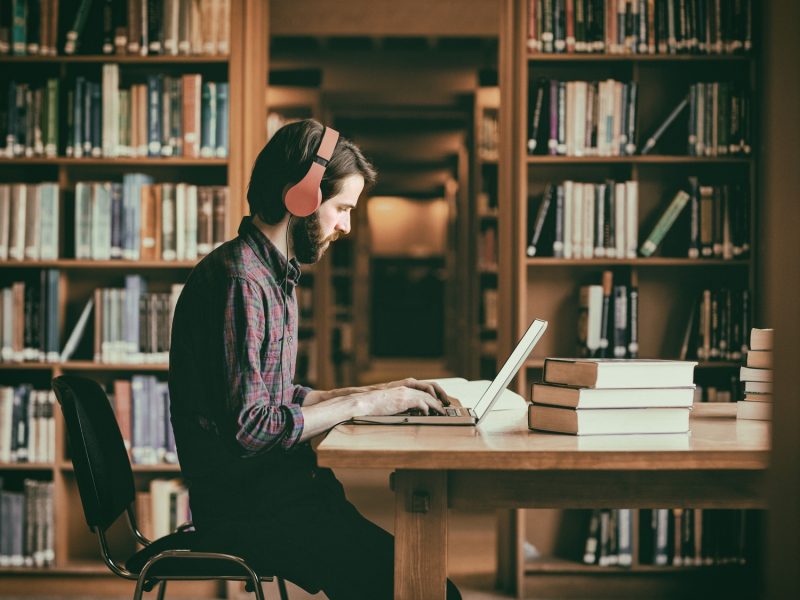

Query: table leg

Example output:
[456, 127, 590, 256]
[394, 469, 448, 599]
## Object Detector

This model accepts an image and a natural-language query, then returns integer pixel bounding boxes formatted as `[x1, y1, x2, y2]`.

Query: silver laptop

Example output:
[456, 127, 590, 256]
[352, 319, 548, 426]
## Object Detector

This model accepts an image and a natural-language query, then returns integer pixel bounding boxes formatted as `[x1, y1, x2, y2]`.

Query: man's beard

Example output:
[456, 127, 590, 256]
[291, 211, 341, 264]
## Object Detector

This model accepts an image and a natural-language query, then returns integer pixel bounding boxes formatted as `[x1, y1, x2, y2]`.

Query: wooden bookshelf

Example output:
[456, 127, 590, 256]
[497, 0, 760, 596]
[0, 0, 268, 591]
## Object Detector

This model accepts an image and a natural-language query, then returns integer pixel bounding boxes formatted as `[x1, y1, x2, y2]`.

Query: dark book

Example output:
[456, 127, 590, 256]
[527, 79, 546, 154]
[553, 184, 565, 258]
[612, 284, 628, 358]
[215, 82, 228, 157]
[147, 0, 162, 54]
[582, 509, 600, 564]
[688, 176, 700, 257]
[548, 79, 558, 155]
[598, 270, 612, 358]
[147, 74, 163, 157]
[627, 269, 639, 358]
[526, 185, 553, 257]
[640, 95, 688, 155]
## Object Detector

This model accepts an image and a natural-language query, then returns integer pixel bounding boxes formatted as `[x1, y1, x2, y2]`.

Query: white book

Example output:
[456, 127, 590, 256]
[744, 380, 772, 394]
[574, 81, 587, 157]
[0, 185, 10, 260]
[565, 82, 575, 157]
[176, 184, 186, 260]
[75, 182, 92, 260]
[614, 183, 626, 259]
[572, 182, 584, 258]
[60, 297, 94, 362]
[544, 358, 697, 389]
[749, 328, 773, 351]
[736, 400, 771, 421]
[39, 184, 60, 260]
[613, 81, 623, 155]
[739, 366, 772, 382]
[27, 391, 38, 463]
[529, 404, 691, 435]
[582, 184, 594, 258]
[91, 183, 112, 261]
[47, 393, 56, 463]
[1, 288, 12, 361]
[8, 184, 26, 260]
[24, 185, 40, 260]
[102, 64, 120, 158]
[185, 185, 198, 260]
[0, 386, 13, 462]
[531, 383, 695, 409]
[563, 180, 573, 259]
[624, 181, 638, 258]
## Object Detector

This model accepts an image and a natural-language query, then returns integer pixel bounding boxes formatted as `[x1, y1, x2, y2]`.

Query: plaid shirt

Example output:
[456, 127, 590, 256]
[169, 217, 310, 475]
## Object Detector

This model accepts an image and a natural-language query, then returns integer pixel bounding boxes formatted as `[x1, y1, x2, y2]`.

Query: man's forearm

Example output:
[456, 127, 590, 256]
[303, 385, 378, 407]
[298, 393, 366, 441]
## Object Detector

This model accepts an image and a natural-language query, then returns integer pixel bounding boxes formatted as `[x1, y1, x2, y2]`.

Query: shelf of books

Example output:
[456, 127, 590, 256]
[496, 0, 759, 596]
[470, 87, 500, 379]
[0, 1, 243, 593]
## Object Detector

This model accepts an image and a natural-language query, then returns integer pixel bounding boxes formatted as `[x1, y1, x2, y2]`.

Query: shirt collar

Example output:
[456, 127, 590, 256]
[237, 217, 302, 286]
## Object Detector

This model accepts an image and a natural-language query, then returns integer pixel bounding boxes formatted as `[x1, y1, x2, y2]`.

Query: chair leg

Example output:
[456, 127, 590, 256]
[276, 577, 289, 600]
[249, 576, 266, 600]
[132, 577, 147, 600]
[156, 581, 168, 600]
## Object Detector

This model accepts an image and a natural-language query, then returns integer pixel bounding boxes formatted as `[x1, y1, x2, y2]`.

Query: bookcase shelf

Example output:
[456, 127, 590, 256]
[525, 156, 752, 165]
[0, 55, 230, 64]
[525, 258, 750, 267]
[0, 260, 199, 269]
[527, 53, 753, 63]
[0, 158, 228, 166]
[0, 463, 54, 471]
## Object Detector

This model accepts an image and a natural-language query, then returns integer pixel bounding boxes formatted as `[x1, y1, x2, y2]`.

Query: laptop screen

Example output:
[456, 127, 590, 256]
[473, 319, 548, 422]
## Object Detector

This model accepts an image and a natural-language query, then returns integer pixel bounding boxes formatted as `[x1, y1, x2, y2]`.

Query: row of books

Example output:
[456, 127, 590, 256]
[0, 0, 230, 56]
[578, 270, 639, 359]
[0, 180, 228, 262]
[682, 288, 750, 362]
[528, 78, 638, 156]
[737, 328, 772, 421]
[0, 479, 54, 567]
[91, 284, 183, 365]
[0, 271, 61, 363]
[135, 478, 189, 542]
[581, 508, 748, 567]
[530, 357, 696, 435]
[527, 180, 638, 258]
[640, 182, 750, 259]
[108, 376, 177, 465]
[1, 71, 229, 159]
[0, 183, 59, 261]
[0, 387, 56, 464]
[526, 0, 753, 56]
[74, 179, 229, 261]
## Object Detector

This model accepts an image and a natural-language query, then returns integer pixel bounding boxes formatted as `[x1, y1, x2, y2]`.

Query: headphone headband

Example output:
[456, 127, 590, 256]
[284, 126, 340, 218]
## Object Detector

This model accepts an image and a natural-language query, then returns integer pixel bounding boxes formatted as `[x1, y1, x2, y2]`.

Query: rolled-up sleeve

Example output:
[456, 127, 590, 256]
[222, 277, 304, 452]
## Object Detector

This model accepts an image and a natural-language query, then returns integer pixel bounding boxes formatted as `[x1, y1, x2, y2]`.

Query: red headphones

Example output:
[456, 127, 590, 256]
[283, 126, 340, 218]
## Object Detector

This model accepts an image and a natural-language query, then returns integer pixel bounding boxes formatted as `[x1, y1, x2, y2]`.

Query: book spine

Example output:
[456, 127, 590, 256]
[598, 270, 612, 357]
[688, 176, 700, 257]
[553, 184, 564, 257]
[639, 190, 690, 257]
[526, 185, 552, 257]
[548, 79, 558, 155]
[628, 270, 639, 358]
[612, 284, 628, 358]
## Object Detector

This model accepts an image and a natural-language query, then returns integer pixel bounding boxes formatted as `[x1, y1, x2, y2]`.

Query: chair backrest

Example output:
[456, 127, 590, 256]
[52, 375, 135, 532]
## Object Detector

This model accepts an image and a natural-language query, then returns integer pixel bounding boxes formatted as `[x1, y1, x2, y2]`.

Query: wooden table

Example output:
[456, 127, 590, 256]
[316, 403, 770, 599]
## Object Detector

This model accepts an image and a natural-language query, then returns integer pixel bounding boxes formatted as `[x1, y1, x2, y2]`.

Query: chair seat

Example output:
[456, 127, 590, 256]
[125, 531, 273, 580]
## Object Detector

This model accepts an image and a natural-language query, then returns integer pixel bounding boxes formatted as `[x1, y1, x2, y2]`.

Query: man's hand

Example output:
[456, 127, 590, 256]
[371, 378, 452, 406]
[352, 385, 446, 417]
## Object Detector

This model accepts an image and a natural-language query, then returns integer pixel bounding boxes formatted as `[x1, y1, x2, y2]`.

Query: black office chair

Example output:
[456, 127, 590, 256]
[52, 375, 290, 600]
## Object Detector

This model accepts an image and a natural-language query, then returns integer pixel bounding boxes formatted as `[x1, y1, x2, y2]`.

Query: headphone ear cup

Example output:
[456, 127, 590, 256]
[284, 162, 326, 217]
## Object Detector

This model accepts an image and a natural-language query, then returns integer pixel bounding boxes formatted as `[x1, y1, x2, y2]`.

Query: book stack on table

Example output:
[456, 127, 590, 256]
[737, 328, 773, 421]
[529, 359, 697, 435]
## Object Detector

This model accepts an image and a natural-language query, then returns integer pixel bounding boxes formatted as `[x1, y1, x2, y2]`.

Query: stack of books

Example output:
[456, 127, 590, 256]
[528, 358, 697, 435]
[737, 328, 773, 421]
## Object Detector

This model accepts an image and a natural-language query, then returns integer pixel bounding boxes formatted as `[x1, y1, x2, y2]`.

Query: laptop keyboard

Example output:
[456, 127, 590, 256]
[401, 407, 464, 417]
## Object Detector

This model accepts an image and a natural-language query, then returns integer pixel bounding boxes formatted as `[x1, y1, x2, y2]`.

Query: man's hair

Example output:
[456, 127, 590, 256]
[247, 119, 377, 224]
